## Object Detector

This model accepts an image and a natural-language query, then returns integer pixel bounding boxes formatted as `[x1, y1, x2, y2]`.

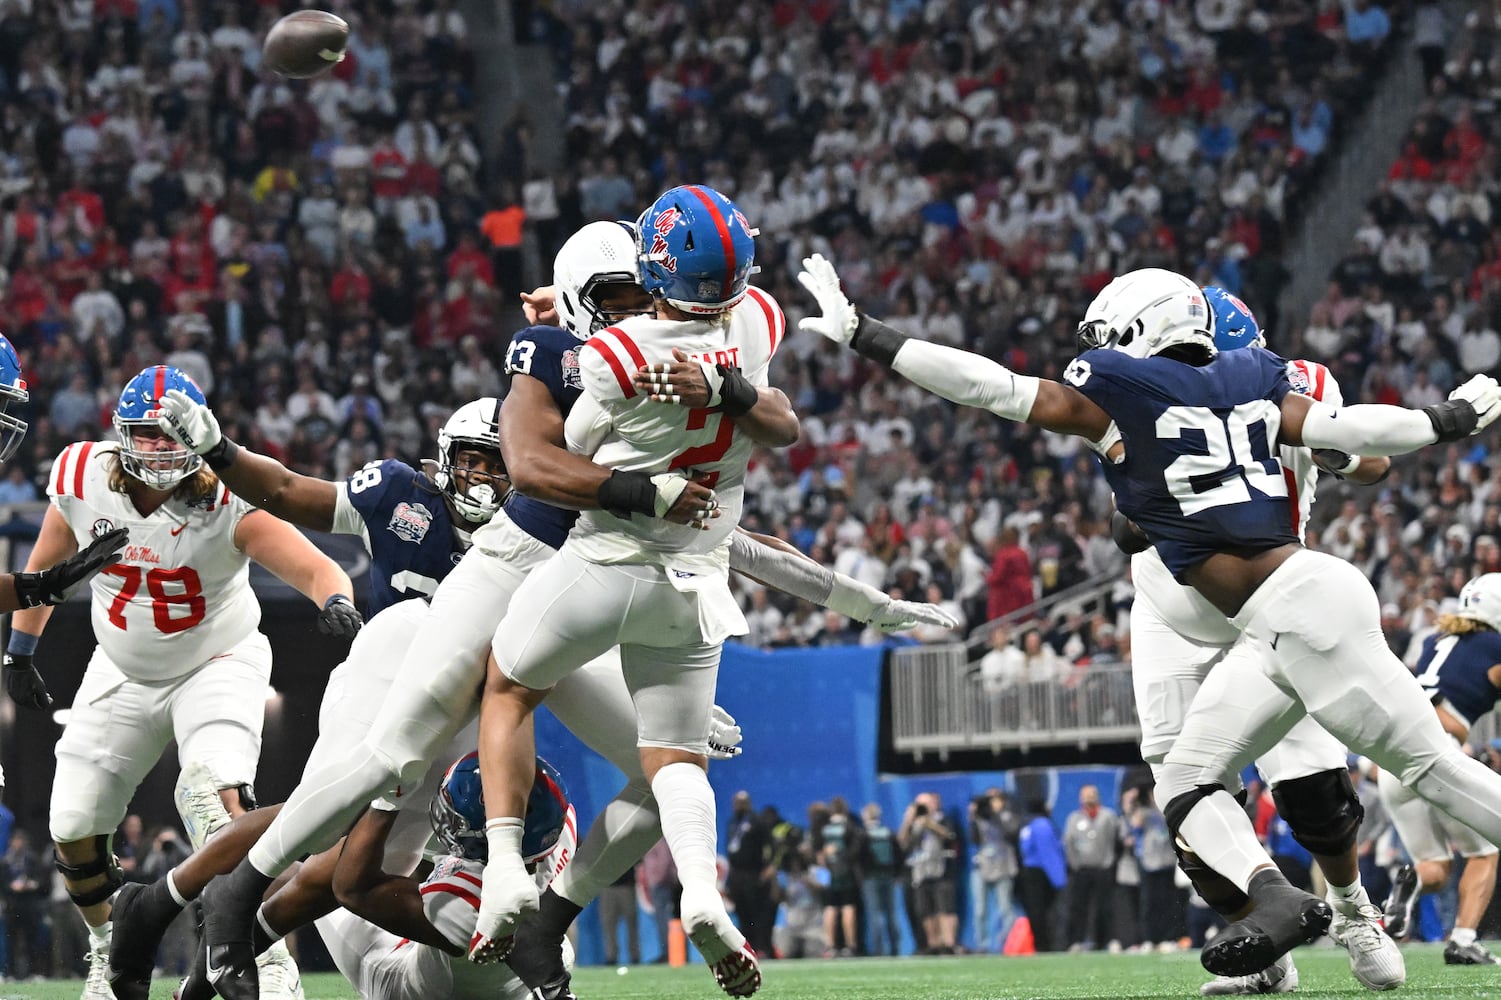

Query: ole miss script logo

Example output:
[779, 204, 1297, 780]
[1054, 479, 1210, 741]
[649, 206, 681, 273]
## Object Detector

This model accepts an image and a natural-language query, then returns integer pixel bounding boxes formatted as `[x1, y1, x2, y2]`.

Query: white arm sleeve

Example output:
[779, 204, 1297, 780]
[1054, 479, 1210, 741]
[330, 485, 372, 552]
[1298, 400, 1436, 455]
[728, 532, 889, 621]
[563, 391, 612, 457]
[891, 340, 1040, 421]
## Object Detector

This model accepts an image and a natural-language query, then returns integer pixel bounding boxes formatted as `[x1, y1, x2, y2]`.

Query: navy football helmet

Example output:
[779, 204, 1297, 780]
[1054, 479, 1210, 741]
[114, 366, 207, 490]
[1205, 286, 1265, 351]
[636, 185, 757, 316]
[0, 334, 29, 463]
[428, 752, 569, 864]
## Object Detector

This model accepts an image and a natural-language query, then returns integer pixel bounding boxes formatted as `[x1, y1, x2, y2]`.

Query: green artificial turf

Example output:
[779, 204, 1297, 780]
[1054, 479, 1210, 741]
[8, 944, 1501, 1000]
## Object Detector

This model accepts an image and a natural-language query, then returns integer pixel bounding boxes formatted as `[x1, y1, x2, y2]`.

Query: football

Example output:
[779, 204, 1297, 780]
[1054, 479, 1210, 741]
[262, 9, 349, 79]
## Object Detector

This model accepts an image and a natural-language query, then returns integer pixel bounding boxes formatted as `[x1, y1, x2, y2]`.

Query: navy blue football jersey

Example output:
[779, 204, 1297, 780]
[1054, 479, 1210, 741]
[335, 459, 464, 613]
[1415, 629, 1501, 726]
[1067, 347, 1298, 576]
[502, 325, 584, 549]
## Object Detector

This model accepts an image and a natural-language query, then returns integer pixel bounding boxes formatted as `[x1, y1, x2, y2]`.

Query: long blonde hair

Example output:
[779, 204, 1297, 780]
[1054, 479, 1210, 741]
[106, 451, 221, 504]
[1436, 613, 1494, 636]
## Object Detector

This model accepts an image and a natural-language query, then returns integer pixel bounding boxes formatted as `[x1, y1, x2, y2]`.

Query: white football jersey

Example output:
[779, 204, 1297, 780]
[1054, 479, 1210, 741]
[1131, 359, 1342, 644]
[47, 441, 261, 681]
[565, 286, 786, 572]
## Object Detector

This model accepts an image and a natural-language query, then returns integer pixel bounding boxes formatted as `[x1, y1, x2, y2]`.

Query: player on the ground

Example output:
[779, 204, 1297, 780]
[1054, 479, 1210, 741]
[1119, 287, 1402, 995]
[798, 257, 1501, 979]
[0, 332, 131, 795]
[7, 366, 361, 1000]
[180, 216, 948, 1000]
[469, 186, 798, 998]
[1378, 573, 1501, 965]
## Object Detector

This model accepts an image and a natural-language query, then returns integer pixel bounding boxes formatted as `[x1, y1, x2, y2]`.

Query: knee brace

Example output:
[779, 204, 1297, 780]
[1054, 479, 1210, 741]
[1271, 768, 1363, 857]
[1163, 784, 1252, 917]
[54, 834, 125, 908]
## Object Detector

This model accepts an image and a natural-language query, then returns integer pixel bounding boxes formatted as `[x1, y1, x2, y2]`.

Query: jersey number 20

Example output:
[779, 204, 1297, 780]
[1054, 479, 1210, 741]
[101, 565, 207, 634]
[1156, 402, 1286, 515]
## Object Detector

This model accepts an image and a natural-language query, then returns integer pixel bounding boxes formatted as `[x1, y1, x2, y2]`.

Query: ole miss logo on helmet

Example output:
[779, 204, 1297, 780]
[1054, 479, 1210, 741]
[1222, 291, 1252, 317]
[650, 206, 681, 273]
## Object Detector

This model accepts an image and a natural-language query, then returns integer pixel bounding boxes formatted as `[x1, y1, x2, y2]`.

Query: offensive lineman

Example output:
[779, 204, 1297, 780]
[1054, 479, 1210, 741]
[1378, 573, 1501, 965]
[1119, 287, 1400, 995]
[797, 255, 1501, 978]
[10, 366, 361, 1000]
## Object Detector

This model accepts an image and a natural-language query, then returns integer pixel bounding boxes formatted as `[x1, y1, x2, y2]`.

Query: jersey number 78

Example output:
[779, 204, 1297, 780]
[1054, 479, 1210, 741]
[101, 565, 207, 634]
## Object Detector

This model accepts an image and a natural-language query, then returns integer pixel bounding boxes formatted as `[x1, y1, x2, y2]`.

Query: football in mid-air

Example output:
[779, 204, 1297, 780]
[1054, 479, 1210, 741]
[263, 10, 349, 79]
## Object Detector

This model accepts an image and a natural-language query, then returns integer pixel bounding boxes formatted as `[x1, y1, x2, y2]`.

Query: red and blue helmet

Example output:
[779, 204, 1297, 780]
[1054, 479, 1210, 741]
[113, 366, 207, 491]
[428, 752, 569, 864]
[635, 185, 758, 316]
[0, 334, 29, 463]
[1205, 286, 1264, 351]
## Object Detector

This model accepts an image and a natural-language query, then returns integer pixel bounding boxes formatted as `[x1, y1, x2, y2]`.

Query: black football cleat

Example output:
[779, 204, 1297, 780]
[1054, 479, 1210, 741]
[1383, 864, 1419, 940]
[1444, 939, 1501, 965]
[1201, 869, 1332, 978]
[199, 863, 271, 1000]
[109, 879, 187, 1000]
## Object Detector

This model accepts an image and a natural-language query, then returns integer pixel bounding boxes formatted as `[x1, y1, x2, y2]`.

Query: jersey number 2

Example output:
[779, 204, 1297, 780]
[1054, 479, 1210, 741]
[1156, 403, 1286, 515]
[668, 408, 734, 489]
[102, 566, 207, 634]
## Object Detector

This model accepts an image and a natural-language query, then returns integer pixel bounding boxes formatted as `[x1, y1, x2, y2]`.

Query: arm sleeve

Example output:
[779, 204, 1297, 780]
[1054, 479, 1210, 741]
[563, 391, 613, 458]
[891, 340, 1040, 421]
[330, 485, 370, 544]
[727, 532, 888, 621]
[1298, 400, 1437, 455]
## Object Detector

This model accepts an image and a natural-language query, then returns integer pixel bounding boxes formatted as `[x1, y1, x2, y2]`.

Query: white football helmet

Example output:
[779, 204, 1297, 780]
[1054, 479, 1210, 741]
[1457, 573, 1501, 631]
[435, 397, 505, 524]
[1077, 268, 1215, 360]
[553, 221, 649, 339]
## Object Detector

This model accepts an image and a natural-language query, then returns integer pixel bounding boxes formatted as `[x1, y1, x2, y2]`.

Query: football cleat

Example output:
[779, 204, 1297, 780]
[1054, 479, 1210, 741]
[175, 761, 232, 853]
[83, 931, 114, 1000]
[1200, 952, 1299, 995]
[1201, 871, 1331, 978]
[1329, 897, 1405, 990]
[1382, 864, 1419, 940]
[1444, 939, 1501, 965]
[682, 887, 761, 997]
[109, 880, 185, 1000]
[254, 939, 305, 1000]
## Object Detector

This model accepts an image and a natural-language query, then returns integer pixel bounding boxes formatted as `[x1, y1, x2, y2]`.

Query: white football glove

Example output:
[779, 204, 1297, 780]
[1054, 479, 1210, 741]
[707, 705, 743, 760]
[1451, 374, 1501, 432]
[796, 254, 858, 346]
[469, 835, 540, 963]
[155, 388, 222, 455]
[868, 599, 961, 634]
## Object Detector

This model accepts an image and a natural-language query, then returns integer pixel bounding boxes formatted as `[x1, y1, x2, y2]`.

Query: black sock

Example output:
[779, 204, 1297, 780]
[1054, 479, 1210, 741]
[251, 915, 277, 956]
[534, 888, 584, 940]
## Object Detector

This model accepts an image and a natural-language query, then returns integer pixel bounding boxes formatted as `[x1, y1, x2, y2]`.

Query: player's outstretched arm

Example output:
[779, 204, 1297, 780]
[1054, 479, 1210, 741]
[797, 255, 1111, 440]
[155, 389, 340, 532]
[500, 377, 717, 525]
[235, 511, 362, 637]
[1281, 375, 1501, 455]
[330, 806, 456, 952]
[728, 529, 960, 633]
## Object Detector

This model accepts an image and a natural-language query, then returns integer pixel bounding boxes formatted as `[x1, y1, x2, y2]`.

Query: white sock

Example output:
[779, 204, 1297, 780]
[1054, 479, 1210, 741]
[1452, 926, 1478, 947]
[553, 779, 661, 908]
[166, 868, 190, 907]
[1176, 791, 1276, 892]
[88, 920, 111, 943]
[650, 762, 738, 942]
[256, 906, 283, 945]
[1326, 878, 1370, 907]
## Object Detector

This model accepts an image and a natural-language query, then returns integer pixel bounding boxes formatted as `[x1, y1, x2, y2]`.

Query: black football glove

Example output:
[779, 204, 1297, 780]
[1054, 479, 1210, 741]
[4, 652, 51, 710]
[13, 526, 129, 610]
[317, 594, 363, 638]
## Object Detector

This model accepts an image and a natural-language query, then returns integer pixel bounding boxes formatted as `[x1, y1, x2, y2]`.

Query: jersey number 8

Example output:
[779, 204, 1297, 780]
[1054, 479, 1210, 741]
[349, 462, 384, 494]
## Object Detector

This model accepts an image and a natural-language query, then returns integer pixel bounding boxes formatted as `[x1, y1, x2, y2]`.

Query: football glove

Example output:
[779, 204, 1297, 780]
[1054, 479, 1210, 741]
[13, 526, 129, 609]
[1110, 511, 1152, 555]
[708, 705, 744, 759]
[1435, 374, 1501, 439]
[796, 254, 858, 347]
[156, 388, 240, 470]
[4, 653, 51, 710]
[868, 599, 961, 634]
[317, 594, 363, 638]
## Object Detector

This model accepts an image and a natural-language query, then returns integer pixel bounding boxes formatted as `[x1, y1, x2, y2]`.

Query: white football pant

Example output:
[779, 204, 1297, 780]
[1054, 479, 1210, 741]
[1377, 764, 1498, 863]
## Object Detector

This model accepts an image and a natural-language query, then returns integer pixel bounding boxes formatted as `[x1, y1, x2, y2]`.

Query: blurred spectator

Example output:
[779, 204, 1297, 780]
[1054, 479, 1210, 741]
[639, 839, 679, 964]
[859, 802, 903, 957]
[725, 791, 776, 957]
[773, 842, 827, 959]
[3, 828, 47, 979]
[1017, 798, 1068, 953]
[968, 788, 1020, 954]
[598, 863, 640, 967]
[815, 796, 862, 957]
[900, 792, 959, 955]
[1062, 784, 1120, 951]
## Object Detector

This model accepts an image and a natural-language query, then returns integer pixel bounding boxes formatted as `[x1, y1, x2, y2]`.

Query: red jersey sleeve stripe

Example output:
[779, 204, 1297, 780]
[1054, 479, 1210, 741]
[745, 286, 782, 354]
[584, 338, 637, 399]
[451, 870, 483, 889]
[54, 445, 73, 497]
[1313, 363, 1327, 400]
[421, 883, 481, 908]
[601, 327, 648, 370]
[73, 442, 94, 500]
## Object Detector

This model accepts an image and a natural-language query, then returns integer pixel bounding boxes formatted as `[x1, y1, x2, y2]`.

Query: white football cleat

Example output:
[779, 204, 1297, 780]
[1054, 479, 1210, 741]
[1200, 952, 1298, 995]
[81, 930, 114, 1000]
[255, 938, 305, 1000]
[682, 887, 761, 997]
[175, 761, 232, 851]
[1330, 897, 1405, 991]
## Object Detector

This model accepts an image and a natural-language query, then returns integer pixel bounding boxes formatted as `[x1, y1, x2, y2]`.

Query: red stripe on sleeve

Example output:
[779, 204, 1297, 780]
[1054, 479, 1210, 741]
[451, 870, 483, 889]
[745, 286, 782, 354]
[421, 883, 481, 909]
[583, 338, 637, 399]
[73, 442, 94, 500]
[1313, 363, 1327, 401]
[54, 445, 72, 497]
[603, 327, 648, 370]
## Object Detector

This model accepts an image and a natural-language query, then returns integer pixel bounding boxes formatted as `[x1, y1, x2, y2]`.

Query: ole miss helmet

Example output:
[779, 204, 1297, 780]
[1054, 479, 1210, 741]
[428, 752, 570, 864]
[0, 333, 29, 463]
[113, 366, 207, 491]
[1205, 286, 1265, 351]
[636, 185, 758, 316]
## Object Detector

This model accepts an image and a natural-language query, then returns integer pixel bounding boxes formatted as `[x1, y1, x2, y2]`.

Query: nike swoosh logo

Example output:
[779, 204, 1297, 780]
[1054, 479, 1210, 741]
[1271, 633, 1281, 650]
[171, 523, 188, 536]
[205, 947, 225, 983]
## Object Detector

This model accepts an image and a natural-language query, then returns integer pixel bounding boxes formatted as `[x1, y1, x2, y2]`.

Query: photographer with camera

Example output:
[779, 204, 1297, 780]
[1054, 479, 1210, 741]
[900, 792, 960, 954]
[969, 788, 1020, 953]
